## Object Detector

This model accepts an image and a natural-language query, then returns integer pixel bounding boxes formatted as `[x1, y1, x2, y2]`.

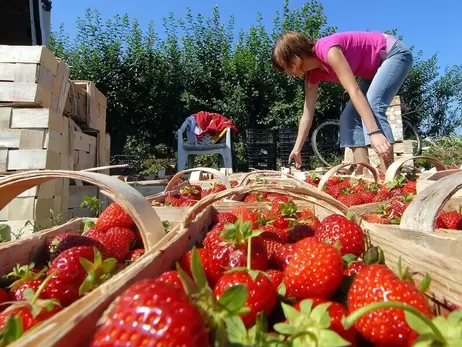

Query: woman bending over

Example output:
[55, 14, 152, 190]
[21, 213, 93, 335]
[272, 31, 413, 172]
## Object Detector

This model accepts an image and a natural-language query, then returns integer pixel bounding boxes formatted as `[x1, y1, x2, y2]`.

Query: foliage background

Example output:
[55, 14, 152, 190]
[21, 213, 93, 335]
[50, 0, 462, 171]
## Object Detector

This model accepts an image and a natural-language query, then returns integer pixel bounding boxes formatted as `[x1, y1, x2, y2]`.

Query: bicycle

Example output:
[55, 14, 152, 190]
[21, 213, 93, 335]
[311, 109, 422, 168]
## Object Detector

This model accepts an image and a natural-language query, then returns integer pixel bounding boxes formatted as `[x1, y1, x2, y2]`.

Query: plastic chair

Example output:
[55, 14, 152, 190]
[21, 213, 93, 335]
[177, 119, 233, 171]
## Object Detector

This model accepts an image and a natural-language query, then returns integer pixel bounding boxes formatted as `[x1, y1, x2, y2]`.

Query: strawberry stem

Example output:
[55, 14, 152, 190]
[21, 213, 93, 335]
[246, 237, 252, 271]
[31, 271, 55, 304]
[342, 301, 445, 342]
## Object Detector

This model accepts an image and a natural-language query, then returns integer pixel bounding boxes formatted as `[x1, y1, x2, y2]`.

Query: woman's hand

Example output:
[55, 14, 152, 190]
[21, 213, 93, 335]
[289, 149, 302, 169]
[370, 133, 392, 162]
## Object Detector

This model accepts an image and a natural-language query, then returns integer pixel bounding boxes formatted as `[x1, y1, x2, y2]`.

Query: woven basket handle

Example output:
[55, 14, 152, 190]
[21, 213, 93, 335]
[400, 170, 462, 233]
[181, 183, 349, 229]
[238, 170, 306, 187]
[384, 156, 446, 183]
[0, 170, 165, 250]
[317, 162, 381, 191]
[164, 167, 230, 193]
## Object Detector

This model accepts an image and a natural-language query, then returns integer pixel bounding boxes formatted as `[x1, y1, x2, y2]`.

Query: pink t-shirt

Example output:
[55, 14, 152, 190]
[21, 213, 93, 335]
[307, 31, 386, 85]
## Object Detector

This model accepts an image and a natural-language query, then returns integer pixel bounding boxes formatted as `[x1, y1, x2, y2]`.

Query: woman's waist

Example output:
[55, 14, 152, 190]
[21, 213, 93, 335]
[380, 34, 398, 60]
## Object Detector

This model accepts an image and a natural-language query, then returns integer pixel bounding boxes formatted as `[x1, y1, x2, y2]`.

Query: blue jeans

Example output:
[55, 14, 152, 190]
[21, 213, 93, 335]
[339, 40, 413, 148]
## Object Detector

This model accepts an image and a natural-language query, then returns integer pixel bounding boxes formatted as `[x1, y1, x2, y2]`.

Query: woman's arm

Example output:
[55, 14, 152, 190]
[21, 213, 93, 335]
[325, 46, 379, 132]
[294, 79, 318, 152]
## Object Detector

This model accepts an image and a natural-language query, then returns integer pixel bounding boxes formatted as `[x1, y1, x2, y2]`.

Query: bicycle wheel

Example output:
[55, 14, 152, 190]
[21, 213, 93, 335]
[311, 120, 345, 167]
[402, 118, 422, 155]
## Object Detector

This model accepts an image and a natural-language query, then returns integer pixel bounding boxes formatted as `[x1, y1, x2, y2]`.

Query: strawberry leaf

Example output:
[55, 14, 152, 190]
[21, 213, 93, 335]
[190, 248, 208, 289]
[281, 302, 301, 325]
[417, 273, 432, 293]
[318, 329, 350, 347]
[299, 299, 313, 315]
[0, 314, 23, 346]
[223, 315, 247, 343]
[273, 322, 296, 335]
[277, 282, 286, 297]
[405, 311, 433, 335]
[310, 302, 332, 329]
[175, 263, 197, 296]
[218, 284, 249, 315]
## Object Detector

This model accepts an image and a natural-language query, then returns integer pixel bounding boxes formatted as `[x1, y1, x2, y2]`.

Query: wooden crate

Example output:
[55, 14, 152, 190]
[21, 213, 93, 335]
[344, 140, 414, 168]
[65, 80, 107, 133]
[13, 183, 347, 346]
[0, 45, 70, 115]
[0, 170, 179, 346]
[67, 185, 100, 219]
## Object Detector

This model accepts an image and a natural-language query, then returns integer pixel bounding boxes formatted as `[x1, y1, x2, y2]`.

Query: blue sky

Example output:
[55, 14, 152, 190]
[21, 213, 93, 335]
[51, 0, 461, 72]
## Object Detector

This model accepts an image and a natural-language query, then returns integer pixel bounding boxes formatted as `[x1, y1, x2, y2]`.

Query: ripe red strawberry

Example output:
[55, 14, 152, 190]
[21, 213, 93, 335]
[347, 264, 433, 346]
[229, 180, 238, 187]
[324, 176, 343, 189]
[230, 207, 258, 224]
[156, 270, 183, 290]
[286, 224, 315, 243]
[283, 238, 343, 299]
[305, 173, 320, 187]
[267, 193, 290, 203]
[46, 246, 116, 306]
[344, 261, 367, 276]
[0, 289, 9, 306]
[435, 211, 462, 230]
[337, 190, 364, 207]
[127, 248, 145, 262]
[47, 231, 80, 257]
[179, 248, 223, 287]
[96, 203, 134, 231]
[164, 195, 182, 207]
[215, 212, 238, 224]
[260, 225, 288, 243]
[386, 194, 413, 218]
[88, 227, 135, 262]
[0, 303, 61, 336]
[363, 213, 391, 224]
[350, 179, 366, 193]
[202, 223, 225, 249]
[298, 209, 321, 230]
[209, 183, 227, 194]
[266, 269, 283, 289]
[294, 299, 357, 346]
[6, 264, 46, 301]
[371, 189, 393, 203]
[90, 280, 210, 346]
[243, 192, 266, 203]
[402, 180, 417, 195]
[315, 214, 365, 257]
[180, 198, 197, 206]
[214, 271, 277, 328]
[263, 240, 293, 270]
[179, 184, 202, 200]
[50, 235, 107, 261]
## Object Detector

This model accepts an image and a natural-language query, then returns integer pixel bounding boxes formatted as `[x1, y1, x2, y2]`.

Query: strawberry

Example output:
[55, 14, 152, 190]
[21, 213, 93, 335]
[294, 298, 357, 346]
[127, 248, 144, 262]
[350, 179, 366, 193]
[5, 264, 47, 301]
[229, 180, 239, 187]
[202, 223, 225, 249]
[346, 264, 433, 346]
[230, 207, 258, 225]
[90, 280, 210, 346]
[243, 192, 266, 203]
[315, 214, 365, 257]
[363, 213, 391, 224]
[47, 231, 80, 258]
[215, 212, 238, 224]
[0, 289, 9, 309]
[359, 189, 377, 204]
[266, 269, 284, 288]
[214, 271, 277, 327]
[260, 225, 288, 243]
[402, 180, 417, 195]
[305, 173, 320, 187]
[49, 235, 107, 261]
[435, 211, 462, 230]
[156, 270, 183, 290]
[263, 240, 293, 270]
[209, 183, 227, 194]
[324, 176, 343, 189]
[286, 224, 315, 243]
[179, 198, 197, 206]
[46, 246, 116, 306]
[96, 203, 134, 231]
[298, 208, 321, 229]
[179, 248, 223, 287]
[266, 193, 290, 203]
[283, 238, 344, 299]
[179, 184, 202, 200]
[344, 261, 367, 276]
[164, 195, 182, 206]
[371, 189, 393, 203]
[337, 190, 364, 207]
[87, 227, 135, 262]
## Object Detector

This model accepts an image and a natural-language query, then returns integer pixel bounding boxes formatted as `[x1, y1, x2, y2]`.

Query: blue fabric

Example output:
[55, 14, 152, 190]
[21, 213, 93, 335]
[339, 40, 413, 148]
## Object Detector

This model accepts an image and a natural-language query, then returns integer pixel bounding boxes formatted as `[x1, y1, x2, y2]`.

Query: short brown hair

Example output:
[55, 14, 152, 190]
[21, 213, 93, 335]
[271, 31, 315, 72]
